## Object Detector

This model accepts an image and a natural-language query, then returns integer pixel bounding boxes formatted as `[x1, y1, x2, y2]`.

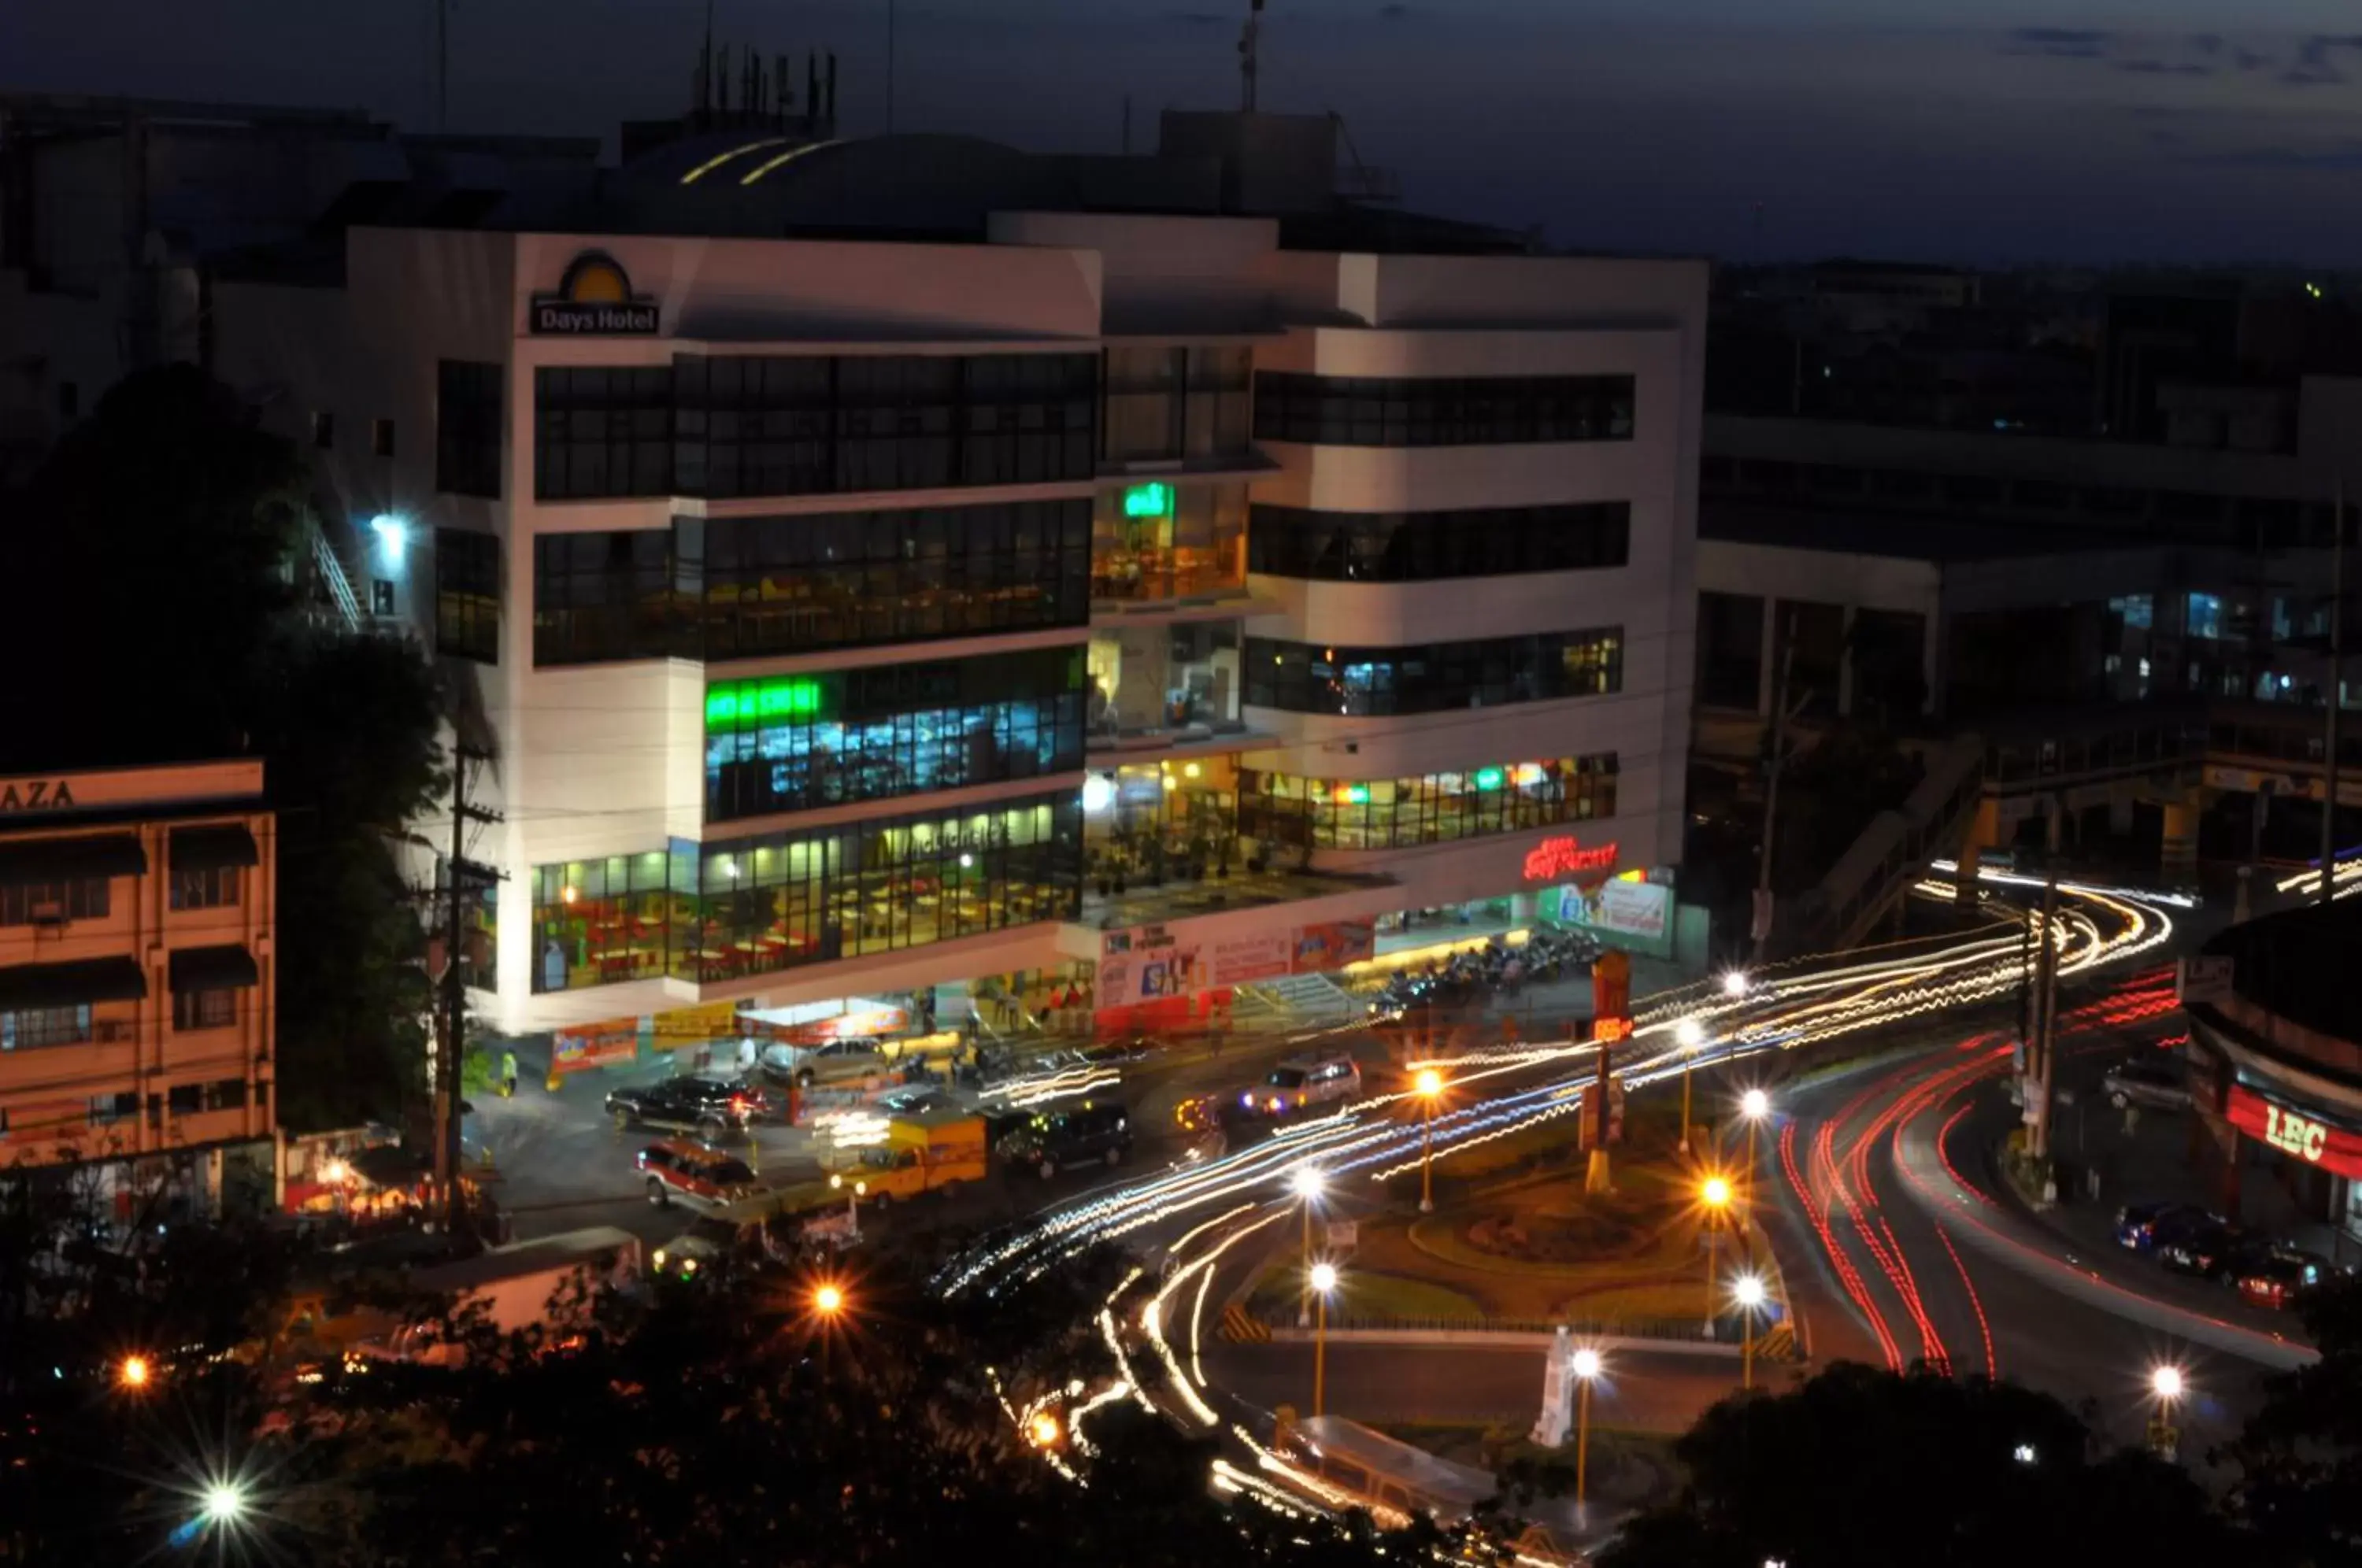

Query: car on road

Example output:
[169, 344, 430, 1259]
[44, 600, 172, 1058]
[1078, 1035, 1156, 1068]
[2227, 1244, 2334, 1310]
[2155, 1211, 2244, 1278]
[758, 1037, 893, 1089]
[605, 1077, 762, 1142]
[2114, 1200, 2202, 1252]
[997, 1100, 1132, 1179]
[879, 1085, 953, 1116]
[635, 1141, 767, 1211]
[1240, 1051, 1361, 1119]
[2101, 1056, 2191, 1112]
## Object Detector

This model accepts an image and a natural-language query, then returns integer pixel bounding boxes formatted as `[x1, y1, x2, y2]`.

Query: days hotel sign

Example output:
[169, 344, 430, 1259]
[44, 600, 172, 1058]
[531, 252, 660, 336]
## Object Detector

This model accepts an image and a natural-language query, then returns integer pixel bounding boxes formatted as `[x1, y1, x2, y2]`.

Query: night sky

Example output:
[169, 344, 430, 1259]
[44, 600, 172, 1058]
[12, 0, 2362, 264]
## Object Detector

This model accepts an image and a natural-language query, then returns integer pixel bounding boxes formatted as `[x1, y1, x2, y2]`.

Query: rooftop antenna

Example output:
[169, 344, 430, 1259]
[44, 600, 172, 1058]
[1238, 0, 1264, 112]
[1122, 91, 1132, 154]
[886, 0, 898, 133]
[700, 0, 715, 119]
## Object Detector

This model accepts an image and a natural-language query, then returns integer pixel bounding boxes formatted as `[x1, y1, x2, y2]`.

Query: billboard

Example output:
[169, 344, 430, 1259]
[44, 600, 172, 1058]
[552, 1017, 641, 1075]
[1206, 930, 1294, 988]
[1292, 920, 1375, 971]
[1556, 877, 1672, 943]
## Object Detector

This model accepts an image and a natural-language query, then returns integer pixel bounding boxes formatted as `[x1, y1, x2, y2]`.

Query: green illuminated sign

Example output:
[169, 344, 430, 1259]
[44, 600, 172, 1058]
[1122, 483, 1174, 520]
[1474, 767, 1505, 790]
[705, 678, 825, 727]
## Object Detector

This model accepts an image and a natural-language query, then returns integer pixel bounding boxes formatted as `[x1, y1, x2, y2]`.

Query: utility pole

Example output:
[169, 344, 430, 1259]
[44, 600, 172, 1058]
[435, 746, 504, 1230]
[1752, 609, 1799, 967]
[2323, 479, 2345, 907]
[2027, 835, 2060, 1170]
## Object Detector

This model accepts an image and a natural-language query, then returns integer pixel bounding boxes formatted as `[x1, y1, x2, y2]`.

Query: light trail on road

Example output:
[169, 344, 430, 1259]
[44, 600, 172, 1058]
[946, 867, 2185, 1521]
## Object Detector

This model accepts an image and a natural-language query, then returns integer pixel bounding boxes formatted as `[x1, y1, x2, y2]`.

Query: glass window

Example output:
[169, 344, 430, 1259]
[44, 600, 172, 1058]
[0, 878, 109, 924]
[1249, 501, 1629, 582]
[435, 527, 502, 664]
[1093, 483, 1248, 601]
[1243, 630, 1623, 716]
[1238, 754, 1617, 851]
[529, 792, 1083, 992]
[2186, 592, 2226, 641]
[204, 1078, 249, 1111]
[173, 989, 238, 1031]
[1, 1004, 92, 1050]
[534, 366, 676, 501]
[672, 351, 1098, 500]
[705, 647, 1087, 822]
[435, 360, 504, 498]
[170, 867, 239, 912]
[1253, 372, 1634, 447]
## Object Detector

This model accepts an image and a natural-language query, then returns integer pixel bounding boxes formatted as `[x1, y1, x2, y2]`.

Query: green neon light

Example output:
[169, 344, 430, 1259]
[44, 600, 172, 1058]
[1122, 483, 1174, 520]
[1475, 767, 1505, 790]
[706, 678, 825, 727]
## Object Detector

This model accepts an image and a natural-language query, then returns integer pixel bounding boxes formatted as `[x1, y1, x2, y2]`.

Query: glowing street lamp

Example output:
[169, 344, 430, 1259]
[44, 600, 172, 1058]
[1721, 970, 1750, 1000]
[1739, 1088, 1772, 1194]
[1732, 1272, 1768, 1390]
[1700, 1175, 1734, 1333]
[201, 1482, 248, 1527]
[117, 1355, 153, 1392]
[2148, 1363, 2187, 1460]
[1571, 1347, 1604, 1511]
[1293, 1167, 1326, 1326]
[812, 1282, 846, 1317]
[1029, 1411, 1064, 1449]
[1674, 1017, 1706, 1152]
[1414, 1068, 1446, 1213]
[1309, 1261, 1341, 1418]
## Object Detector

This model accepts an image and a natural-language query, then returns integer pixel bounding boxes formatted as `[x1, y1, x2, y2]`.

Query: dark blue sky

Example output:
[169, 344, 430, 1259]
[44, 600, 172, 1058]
[12, 1, 2362, 263]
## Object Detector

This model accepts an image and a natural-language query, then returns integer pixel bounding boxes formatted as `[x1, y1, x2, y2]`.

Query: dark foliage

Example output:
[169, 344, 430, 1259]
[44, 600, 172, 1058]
[1597, 1361, 2234, 1568]
[0, 365, 446, 1129]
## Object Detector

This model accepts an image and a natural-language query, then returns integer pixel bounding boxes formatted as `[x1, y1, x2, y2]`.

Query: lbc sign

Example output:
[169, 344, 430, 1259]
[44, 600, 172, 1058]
[531, 252, 660, 336]
[2226, 1085, 2362, 1179]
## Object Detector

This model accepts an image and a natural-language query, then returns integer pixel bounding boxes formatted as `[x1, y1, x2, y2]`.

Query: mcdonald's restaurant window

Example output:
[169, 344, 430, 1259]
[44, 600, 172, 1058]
[435, 528, 502, 664]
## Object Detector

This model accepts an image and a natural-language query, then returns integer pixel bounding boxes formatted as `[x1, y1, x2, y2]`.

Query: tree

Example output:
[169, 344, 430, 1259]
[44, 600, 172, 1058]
[1597, 1362, 2234, 1568]
[2227, 1273, 2362, 1568]
[0, 365, 446, 1130]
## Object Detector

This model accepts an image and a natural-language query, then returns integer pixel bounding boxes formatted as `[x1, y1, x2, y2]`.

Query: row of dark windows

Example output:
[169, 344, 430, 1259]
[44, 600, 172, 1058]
[436, 360, 503, 499]
[531, 500, 1092, 665]
[704, 647, 1087, 822]
[534, 353, 1101, 501]
[1246, 501, 1631, 582]
[1253, 372, 1635, 448]
[1243, 629, 1624, 716]
[0, 868, 240, 925]
[435, 528, 502, 664]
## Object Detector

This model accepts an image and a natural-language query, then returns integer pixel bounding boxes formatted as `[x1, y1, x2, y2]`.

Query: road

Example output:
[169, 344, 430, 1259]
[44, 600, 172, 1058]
[1768, 966, 2312, 1458]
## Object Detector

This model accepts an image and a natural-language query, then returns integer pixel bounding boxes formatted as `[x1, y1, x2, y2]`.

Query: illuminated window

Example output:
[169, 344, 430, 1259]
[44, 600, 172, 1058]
[1244, 631, 1623, 716]
[1239, 754, 1617, 852]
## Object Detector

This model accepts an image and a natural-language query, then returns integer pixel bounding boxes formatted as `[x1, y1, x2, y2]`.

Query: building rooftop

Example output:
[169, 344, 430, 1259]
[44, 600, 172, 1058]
[1700, 500, 2138, 564]
[2201, 897, 2362, 1051]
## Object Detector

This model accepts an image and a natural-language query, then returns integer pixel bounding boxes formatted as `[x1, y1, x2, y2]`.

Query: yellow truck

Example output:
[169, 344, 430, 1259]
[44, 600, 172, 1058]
[820, 1110, 989, 1207]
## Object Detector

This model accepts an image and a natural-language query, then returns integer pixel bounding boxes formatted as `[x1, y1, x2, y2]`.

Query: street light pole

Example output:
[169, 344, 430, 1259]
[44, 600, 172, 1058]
[1675, 1018, 1704, 1154]
[1309, 1262, 1338, 1418]
[1571, 1347, 1601, 1514]
[2323, 479, 2345, 908]
[1734, 1273, 1767, 1391]
[1416, 1069, 1442, 1213]
[1293, 1168, 1324, 1328]
[1699, 1175, 1731, 1335]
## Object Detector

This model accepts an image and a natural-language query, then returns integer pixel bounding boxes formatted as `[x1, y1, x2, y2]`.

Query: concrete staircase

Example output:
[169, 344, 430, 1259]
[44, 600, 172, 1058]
[1245, 971, 1368, 1023]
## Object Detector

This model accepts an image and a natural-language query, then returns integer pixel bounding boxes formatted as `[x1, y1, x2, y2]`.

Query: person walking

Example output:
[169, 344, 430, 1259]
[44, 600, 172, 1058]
[499, 1048, 519, 1099]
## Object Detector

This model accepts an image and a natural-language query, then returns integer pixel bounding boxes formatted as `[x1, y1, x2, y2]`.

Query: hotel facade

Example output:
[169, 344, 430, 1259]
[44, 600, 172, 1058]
[0, 760, 277, 1215]
[209, 116, 1703, 1048]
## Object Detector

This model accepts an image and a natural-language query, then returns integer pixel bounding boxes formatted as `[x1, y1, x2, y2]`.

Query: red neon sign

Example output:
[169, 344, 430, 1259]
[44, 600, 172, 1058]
[2227, 1085, 2362, 1180]
[1523, 836, 1619, 882]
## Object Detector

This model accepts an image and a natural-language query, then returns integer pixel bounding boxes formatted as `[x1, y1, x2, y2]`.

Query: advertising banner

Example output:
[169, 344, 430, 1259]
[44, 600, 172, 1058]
[650, 1000, 744, 1050]
[552, 1017, 642, 1074]
[2227, 1085, 2362, 1180]
[1291, 920, 1375, 973]
[1097, 925, 1202, 1010]
[1207, 930, 1294, 988]
[1557, 878, 1672, 943]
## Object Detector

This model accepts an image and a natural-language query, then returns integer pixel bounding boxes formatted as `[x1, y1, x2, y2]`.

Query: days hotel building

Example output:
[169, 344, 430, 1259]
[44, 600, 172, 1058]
[209, 113, 1702, 1048]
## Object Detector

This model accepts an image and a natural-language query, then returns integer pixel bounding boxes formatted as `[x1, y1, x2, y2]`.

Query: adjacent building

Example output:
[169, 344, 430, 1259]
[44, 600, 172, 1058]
[0, 760, 276, 1219]
[205, 111, 1704, 1044]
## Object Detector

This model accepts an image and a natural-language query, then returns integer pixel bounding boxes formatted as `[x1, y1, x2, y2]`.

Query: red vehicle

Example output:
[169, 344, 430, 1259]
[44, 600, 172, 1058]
[635, 1141, 766, 1211]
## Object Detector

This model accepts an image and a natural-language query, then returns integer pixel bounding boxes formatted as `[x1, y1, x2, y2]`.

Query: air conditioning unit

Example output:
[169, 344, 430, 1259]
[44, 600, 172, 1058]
[28, 900, 65, 926]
